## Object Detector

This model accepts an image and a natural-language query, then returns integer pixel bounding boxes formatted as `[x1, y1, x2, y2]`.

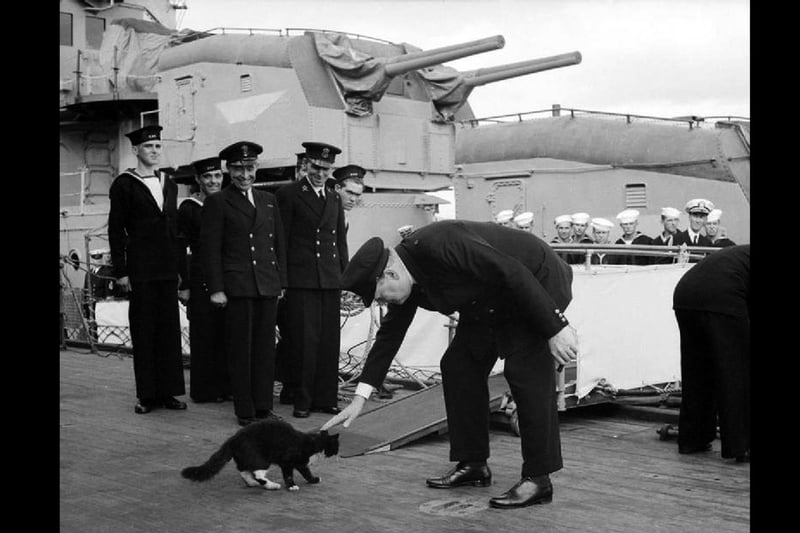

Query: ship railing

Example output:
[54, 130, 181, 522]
[548, 242, 720, 269]
[461, 104, 750, 131]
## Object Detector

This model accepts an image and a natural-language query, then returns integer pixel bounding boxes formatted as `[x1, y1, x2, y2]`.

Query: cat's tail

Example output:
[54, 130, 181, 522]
[181, 439, 233, 482]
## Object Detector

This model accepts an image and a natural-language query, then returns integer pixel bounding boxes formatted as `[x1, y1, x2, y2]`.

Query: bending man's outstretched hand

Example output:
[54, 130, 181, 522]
[548, 324, 579, 367]
[321, 394, 367, 431]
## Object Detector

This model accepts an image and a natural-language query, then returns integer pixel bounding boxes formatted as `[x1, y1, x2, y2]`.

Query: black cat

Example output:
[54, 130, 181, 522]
[181, 418, 339, 491]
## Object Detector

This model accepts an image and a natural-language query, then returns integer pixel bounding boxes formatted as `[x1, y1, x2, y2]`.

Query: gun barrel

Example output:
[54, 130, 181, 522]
[463, 51, 582, 87]
[384, 35, 505, 77]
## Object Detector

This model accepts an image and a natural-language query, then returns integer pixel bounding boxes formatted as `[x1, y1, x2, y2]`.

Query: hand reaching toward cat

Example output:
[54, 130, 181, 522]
[321, 395, 366, 431]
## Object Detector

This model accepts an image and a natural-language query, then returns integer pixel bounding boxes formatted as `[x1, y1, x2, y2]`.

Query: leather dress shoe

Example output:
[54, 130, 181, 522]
[293, 409, 310, 418]
[237, 417, 257, 426]
[426, 462, 492, 488]
[162, 397, 187, 410]
[678, 442, 712, 454]
[311, 406, 341, 414]
[489, 475, 553, 509]
[256, 410, 281, 419]
[134, 399, 156, 414]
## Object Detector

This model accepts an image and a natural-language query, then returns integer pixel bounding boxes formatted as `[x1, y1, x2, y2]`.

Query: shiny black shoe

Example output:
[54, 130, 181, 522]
[162, 397, 188, 410]
[256, 410, 281, 420]
[134, 399, 156, 414]
[678, 442, 712, 454]
[293, 409, 310, 418]
[237, 417, 257, 426]
[425, 462, 492, 488]
[489, 475, 553, 509]
[311, 406, 341, 415]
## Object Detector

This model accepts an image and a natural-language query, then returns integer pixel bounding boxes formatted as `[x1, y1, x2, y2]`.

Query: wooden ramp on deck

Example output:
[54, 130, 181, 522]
[340, 374, 508, 457]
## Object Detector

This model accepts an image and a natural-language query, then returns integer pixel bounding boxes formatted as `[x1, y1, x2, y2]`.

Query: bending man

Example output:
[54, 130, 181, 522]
[322, 219, 578, 510]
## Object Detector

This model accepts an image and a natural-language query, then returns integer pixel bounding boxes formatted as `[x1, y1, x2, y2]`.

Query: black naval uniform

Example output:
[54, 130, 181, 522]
[674, 229, 713, 263]
[177, 196, 230, 402]
[672, 245, 750, 459]
[276, 177, 349, 412]
[108, 169, 186, 403]
[566, 235, 594, 265]
[651, 232, 679, 264]
[201, 185, 286, 420]
[356, 220, 573, 478]
[610, 233, 653, 265]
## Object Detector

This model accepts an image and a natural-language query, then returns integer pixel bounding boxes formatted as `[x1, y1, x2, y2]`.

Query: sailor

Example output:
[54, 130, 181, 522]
[589, 217, 614, 264]
[200, 141, 286, 426]
[494, 209, 514, 227]
[611, 209, 652, 265]
[676, 199, 714, 262]
[567, 212, 593, 265]
[108, 124, 188, 414]
[276, 141, 349, 418]
[513, 211, 534, 232]
[322, 220, 579, 510]
[550, 214, 573, 262]
[651, 207, 682, 264]
[705, 209, 736, 248]
[176, 156, 231, 404]
[331, 164, 366, 218]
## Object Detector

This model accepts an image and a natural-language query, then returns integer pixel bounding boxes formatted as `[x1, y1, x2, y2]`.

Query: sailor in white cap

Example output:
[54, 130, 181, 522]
[513, 211, 534, 232]
[494, 209, 515, 227]
[550, 215, 574, 262]
[651, 207, 683, 264]
[677, 199, 714, 248]
[612, 209, 653, 265]
[570, 212, 591, 243]
[705, 209, 737, 248]
[589, 218, 614, 264]
[551, 215, 573, 244]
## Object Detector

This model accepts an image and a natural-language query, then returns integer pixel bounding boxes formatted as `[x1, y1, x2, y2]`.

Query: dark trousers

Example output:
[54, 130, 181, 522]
[441, 326, 562, 478]
[225, 296, 277, 419]
[187, 281, 230, 402]
[675, 310, 750, 458]
[128, 279, 185, 400]
[285, 288, 341, 410]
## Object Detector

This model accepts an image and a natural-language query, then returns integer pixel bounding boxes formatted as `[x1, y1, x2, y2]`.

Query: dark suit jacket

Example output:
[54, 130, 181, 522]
[108, 170, 184, 282]
[359, 220, 573, 388]
[200, 186, 286, 298]
[674, 229, 713, 247]
[275, 178, 348, 289]
[673, 245, 750, 318]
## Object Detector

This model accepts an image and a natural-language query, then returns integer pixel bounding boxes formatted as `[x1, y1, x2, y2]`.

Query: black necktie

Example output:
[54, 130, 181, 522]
[692, 235, 697, 245]
[318, 190, 325, 202]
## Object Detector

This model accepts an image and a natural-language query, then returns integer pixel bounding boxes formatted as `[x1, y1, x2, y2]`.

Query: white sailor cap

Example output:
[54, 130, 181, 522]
[495, 209, 514, 223]
[707, 209, 723, 223]
[89, 248, 110, 257]
[554, 214, 573, 225]
[571, 212, 591, 224]
[616, 209, 640, 224]
[591, 217, 614, 230]
[513, 211, 534, 228]
[661, 207, 681, 218]
[684, 198, 715, 215]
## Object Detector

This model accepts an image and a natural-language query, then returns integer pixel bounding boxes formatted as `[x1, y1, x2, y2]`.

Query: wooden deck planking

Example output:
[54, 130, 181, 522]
[60, 348, 749, 533]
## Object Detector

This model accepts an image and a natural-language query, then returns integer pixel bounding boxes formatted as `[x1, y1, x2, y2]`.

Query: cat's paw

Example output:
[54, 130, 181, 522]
[307, 476, 320, 484]
[288, 485, 299, 492]
[239, 471, 261, 487]
[262, 480, 281, 490]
